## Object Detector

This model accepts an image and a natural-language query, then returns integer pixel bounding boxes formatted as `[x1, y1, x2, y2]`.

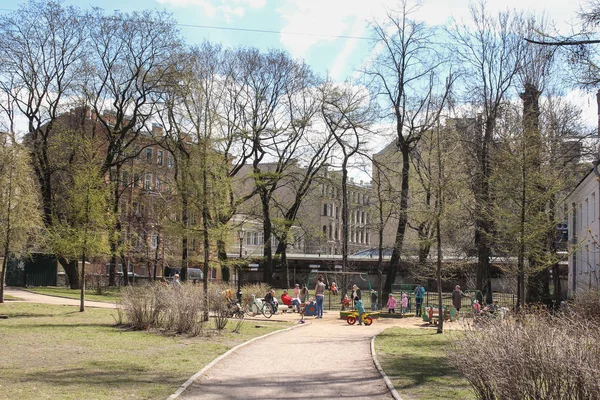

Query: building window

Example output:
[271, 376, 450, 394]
[323, 204, 328, 216]
[155, 176, 162, 192]
[323, 225, 327, 236]
[157, 150, 163, 165]
[146, 148, 153, 162]
[246, 234, 252, 246]
[151, 234, 158, 249]
[144, 173, 152, 190]
[167, 155, 173, 168]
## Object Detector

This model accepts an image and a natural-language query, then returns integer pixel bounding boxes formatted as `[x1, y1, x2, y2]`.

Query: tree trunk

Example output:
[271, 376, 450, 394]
[384, 146, 410, 294]
[80, 250, 86, 312]
[60, 257, 80, 289]
[261, 191, 273, 284]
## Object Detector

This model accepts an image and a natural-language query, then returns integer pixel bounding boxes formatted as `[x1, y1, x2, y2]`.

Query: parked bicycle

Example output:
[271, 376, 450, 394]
[244, 294, 274, 318]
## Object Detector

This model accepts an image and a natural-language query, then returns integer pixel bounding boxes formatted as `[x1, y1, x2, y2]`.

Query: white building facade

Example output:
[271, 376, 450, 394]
[567, 169, 600, 297]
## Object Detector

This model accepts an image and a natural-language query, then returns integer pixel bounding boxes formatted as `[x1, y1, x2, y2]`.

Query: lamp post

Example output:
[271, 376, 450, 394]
[237, 229, 245, 303]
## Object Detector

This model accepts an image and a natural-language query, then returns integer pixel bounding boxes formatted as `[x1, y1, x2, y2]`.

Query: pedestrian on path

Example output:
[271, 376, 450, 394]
[315, 275, 326, 318]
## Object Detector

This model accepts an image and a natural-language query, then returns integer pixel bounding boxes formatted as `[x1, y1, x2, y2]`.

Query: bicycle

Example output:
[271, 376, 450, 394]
[346, 311, 373, 326]
[244, 294, 274, 318]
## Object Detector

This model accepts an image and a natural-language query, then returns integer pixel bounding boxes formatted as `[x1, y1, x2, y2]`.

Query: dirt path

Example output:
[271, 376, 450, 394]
[174, 310, 460, 400]
[2, 287, 118, 309]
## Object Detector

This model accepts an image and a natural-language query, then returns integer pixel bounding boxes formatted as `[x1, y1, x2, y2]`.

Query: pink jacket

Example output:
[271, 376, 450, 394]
[401, 295, 408, 308]
[387, 297, 398, 309]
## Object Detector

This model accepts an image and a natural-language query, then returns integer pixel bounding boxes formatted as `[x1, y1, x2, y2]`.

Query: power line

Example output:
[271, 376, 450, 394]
[0, 7, 371, 41]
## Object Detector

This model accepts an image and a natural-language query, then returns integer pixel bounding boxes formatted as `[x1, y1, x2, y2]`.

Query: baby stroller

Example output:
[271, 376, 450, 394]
[222, 289, 244, 319]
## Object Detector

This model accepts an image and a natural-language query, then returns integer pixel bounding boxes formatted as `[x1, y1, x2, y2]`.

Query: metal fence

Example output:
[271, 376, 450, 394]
[321, 290, 516, 312]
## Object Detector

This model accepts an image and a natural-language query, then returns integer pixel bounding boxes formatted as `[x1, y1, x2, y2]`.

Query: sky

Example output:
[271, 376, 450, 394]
[0, 0, 586, 82]
[0, 0, 597, 152]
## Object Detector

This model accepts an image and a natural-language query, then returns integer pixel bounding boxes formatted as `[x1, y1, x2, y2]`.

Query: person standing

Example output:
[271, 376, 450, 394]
[414, 283, 425, 317]
[172, 274, 182, 289]
[386, 293, 397, 313]
[352, 284, 361, 307]
[293, 283, 301, 299]
[370, 289, 378, 311]
[300, 284, 309, 303]
[401, 293, 409, 314]
[315, 275, 326, 318]
[452, 285, 466, 317]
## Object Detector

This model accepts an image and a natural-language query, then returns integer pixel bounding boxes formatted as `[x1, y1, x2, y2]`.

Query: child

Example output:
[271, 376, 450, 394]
[387, 293, 397, 313]
[401, 292, 408, 314]
[472, 299, 481, 314]
[342, 294, 351, 311]
[354, 296, 365, 325]
[330, 282, 338, 295]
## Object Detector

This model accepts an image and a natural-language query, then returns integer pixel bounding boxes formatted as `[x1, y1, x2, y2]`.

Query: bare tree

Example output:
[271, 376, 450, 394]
[319, 79, 372, 293]
[366, 1, 452, 294]
[83, 8, 182, 286]
[0, 1, 87, 286]
[449, 1, 523, 303]
[229, 48, 316, 284]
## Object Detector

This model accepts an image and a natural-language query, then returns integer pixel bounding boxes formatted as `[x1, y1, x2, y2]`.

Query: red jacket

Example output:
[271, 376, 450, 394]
[281, 293, 292, 306]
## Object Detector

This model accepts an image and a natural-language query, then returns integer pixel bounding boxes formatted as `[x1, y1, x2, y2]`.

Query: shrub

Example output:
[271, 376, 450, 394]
[119, 283, 169, 330]
[449, 305, 600, 400]
[241, 283, 271, 305]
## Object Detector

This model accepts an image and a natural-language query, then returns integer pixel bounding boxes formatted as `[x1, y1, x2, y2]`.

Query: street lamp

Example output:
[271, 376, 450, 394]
[237, 229, 245, 303]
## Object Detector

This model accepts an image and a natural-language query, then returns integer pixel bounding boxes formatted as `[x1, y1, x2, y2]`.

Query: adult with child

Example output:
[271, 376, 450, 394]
[281, 290, 301, 313]
[414, 283, 425, 317]
[314, 275, 326, 318]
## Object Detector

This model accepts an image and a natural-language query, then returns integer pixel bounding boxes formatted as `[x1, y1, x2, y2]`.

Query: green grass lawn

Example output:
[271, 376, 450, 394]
[26, 286, 122, 303]
[0, 302, 292, 400]
[375, 328, 475, 400]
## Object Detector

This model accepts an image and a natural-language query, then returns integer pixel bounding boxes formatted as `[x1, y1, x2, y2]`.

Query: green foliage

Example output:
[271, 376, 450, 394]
[0, 143, 43, 256]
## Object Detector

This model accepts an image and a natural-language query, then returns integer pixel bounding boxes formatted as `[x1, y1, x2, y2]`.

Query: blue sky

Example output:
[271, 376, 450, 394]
[0, 0, 587, 82]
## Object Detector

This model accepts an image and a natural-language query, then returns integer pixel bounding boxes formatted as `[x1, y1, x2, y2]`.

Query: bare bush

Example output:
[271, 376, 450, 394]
[450, 307, 600, 400]
[119, 283, 169, 330]
[241, 283, 271, 305]
[207, 283, 232, 331]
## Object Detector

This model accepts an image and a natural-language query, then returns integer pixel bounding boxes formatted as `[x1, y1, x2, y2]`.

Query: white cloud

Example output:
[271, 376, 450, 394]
[157, 0, 266, 20]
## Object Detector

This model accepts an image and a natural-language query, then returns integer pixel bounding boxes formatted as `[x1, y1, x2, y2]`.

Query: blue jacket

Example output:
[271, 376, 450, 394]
[415, 286, 425, 299]
[355, 299, 365, 313]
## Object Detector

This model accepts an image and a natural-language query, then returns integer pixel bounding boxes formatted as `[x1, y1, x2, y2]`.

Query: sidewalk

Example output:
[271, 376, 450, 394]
[2, 287, 118, 309]
[175, 311, 403, 400]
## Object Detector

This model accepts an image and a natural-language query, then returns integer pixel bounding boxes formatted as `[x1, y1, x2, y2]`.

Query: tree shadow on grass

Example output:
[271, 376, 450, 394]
[20, 361, 182, 387]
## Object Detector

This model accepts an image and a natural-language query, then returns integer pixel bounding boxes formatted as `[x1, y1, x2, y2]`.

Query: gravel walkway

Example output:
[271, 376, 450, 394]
[174, 311, 411, 400]
[2, 287, 118, 309]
